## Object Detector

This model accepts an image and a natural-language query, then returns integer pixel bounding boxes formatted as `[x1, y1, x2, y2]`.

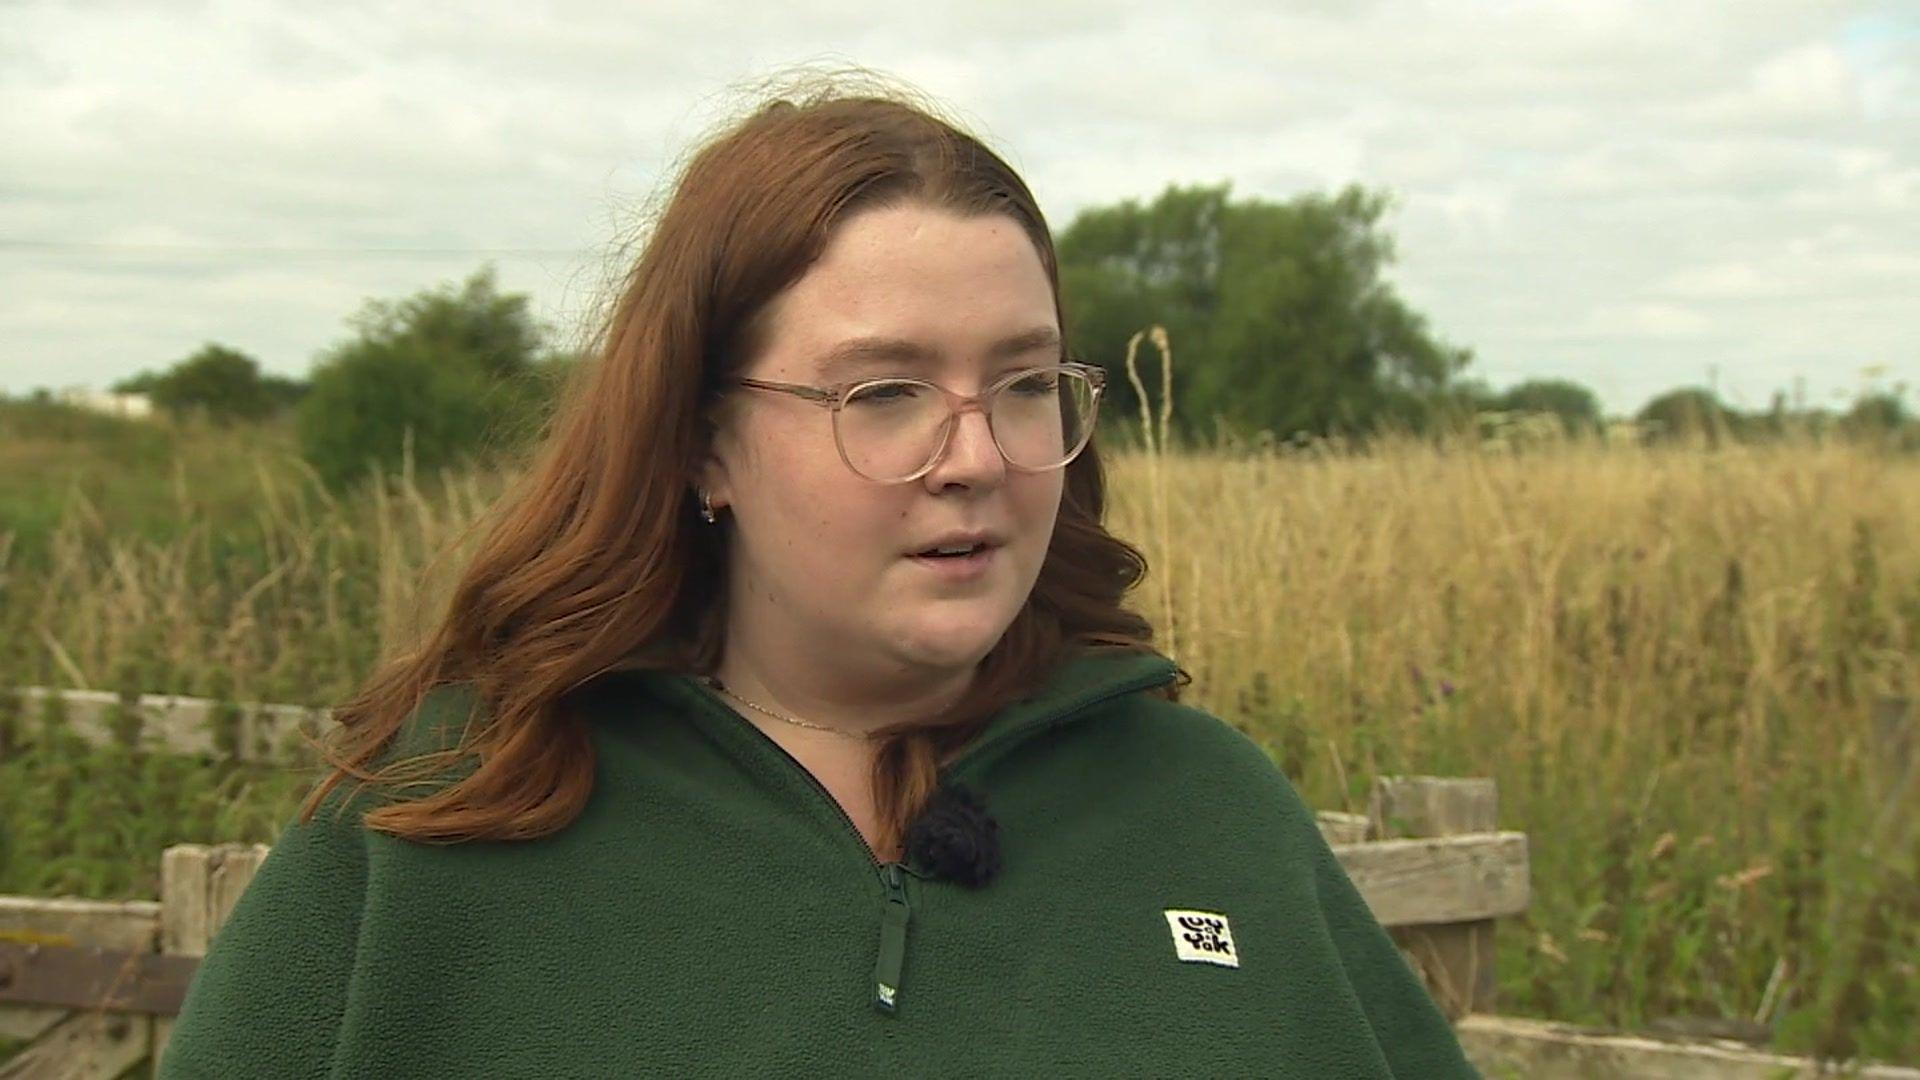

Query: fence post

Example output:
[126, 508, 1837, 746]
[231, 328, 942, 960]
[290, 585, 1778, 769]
[151, 843, 270, 1077]
[1368, 776, 1499, 1020]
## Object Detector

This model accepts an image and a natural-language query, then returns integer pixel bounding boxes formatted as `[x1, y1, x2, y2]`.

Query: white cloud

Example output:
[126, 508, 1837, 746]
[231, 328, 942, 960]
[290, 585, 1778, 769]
[1681, 42, 1861, 128]
[1609, 302, 1716, 340]
[1660, 261, 1779, 300]
[1, 0, 1914, 417]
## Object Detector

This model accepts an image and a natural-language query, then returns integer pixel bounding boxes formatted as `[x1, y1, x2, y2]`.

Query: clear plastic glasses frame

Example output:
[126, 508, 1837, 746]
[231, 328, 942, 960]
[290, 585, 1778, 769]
[727, 360, 1106, 483]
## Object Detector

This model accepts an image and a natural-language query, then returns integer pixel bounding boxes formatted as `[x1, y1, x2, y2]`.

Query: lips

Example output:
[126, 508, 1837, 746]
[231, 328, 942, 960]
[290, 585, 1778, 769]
[908, 542, 999, 580]
[915, 542, 991, 557]
[909, 531, 1004, 558]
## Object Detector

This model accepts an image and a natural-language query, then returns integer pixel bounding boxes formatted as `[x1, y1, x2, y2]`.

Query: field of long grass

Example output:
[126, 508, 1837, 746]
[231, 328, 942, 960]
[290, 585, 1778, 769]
[1, 401, 1915, 1062]
[1108, 433, 1918, 1062]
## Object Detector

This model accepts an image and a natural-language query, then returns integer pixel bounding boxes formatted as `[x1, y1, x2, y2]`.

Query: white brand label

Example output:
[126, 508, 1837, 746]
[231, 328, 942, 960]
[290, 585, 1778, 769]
[1164, 908, 1238, 967]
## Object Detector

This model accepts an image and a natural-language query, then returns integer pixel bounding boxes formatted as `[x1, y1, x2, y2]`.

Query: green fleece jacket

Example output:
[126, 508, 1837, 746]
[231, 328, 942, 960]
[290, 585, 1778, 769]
[160, 647, 1479, 1078]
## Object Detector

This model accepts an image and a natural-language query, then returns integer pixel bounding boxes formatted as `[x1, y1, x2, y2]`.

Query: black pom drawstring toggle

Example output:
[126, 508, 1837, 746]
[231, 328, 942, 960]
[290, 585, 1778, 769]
[904, 780, 1002, 888]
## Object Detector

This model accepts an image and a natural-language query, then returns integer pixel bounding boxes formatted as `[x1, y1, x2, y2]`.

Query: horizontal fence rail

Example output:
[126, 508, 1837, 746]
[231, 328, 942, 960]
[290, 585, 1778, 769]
[1456, 1015, 1920, 1079]
[0, 821, 1526, 1019]
[3, 773, 1533, 1077]
[4, 685, 329, 764]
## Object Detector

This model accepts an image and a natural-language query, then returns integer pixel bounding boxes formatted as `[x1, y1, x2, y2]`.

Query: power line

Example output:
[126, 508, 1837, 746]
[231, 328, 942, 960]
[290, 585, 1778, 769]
[0, 238, 595, 258]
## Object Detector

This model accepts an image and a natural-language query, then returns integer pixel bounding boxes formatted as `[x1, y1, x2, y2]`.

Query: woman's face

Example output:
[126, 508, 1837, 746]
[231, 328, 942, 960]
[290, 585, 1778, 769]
[700, 202, 1067, 685]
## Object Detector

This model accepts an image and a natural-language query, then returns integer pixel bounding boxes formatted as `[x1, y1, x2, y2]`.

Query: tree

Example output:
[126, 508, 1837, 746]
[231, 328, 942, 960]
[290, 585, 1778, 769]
[112, 343, 280, 425]
[261, 372, 308, 412]
[111, 370, 161, 394]
[1841, 392, 1908, 433]
[344, 264, 545, 382]
[1057, 182, 1473, 442]
[1421, 377, 1503, 437]
[1498, 378, 1603, 433]
[1840, 391, 1914, 448]
[1637, 388, 1740, 444]
[296, 337, 502, 490]
[295, 267, 555, 490]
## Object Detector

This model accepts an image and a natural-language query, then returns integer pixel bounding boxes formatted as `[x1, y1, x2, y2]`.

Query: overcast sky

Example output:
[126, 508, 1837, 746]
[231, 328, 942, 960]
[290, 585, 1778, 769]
[3, 0, 1914, 417]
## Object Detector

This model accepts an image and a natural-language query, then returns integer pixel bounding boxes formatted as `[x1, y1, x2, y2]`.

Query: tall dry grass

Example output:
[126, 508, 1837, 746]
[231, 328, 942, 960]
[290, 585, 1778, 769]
[1, 401, 1915, 1059]
[1, 445, 507, 708]
[1106, 429, 1918, 1060]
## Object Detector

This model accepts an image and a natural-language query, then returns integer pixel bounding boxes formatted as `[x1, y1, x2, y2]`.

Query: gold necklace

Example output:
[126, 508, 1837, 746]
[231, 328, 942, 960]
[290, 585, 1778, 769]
[702, 676, 876, 741]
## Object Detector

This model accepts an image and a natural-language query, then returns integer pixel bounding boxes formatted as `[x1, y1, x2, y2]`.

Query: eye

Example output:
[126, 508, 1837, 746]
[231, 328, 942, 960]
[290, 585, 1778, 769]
[845, 380, 928, 406]
[1006, 369, 1060, 395]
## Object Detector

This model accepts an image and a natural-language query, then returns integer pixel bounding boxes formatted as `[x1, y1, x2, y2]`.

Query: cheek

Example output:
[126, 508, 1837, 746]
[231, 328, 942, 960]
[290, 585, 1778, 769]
[1017, 473, 1066, 538]
[747, 431, 894, 561]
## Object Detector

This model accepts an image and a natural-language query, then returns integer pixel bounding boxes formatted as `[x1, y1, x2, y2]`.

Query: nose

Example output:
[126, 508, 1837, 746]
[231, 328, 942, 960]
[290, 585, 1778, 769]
[921, 402, 1005, 490]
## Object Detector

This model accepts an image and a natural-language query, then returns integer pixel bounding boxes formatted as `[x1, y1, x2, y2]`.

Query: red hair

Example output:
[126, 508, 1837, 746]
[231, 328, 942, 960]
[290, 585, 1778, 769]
[300, 71, 1181, 857]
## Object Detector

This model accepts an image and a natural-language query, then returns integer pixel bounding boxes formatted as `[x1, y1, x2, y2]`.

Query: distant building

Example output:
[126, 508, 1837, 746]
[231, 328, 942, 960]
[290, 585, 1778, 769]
[56, 386, 154, 419]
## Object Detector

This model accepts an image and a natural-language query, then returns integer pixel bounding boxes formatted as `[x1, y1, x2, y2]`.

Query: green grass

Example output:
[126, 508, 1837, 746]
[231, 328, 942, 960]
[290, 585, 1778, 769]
[1, 401, 1915, 1064]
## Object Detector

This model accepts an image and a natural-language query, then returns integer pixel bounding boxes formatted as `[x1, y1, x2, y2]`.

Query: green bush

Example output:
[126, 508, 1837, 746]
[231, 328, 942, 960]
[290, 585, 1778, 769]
[295, 336, 514, 491]
[114, 344, 286, 426]
[1637, 387, 1741, 444]
[293, 267, 557, 491]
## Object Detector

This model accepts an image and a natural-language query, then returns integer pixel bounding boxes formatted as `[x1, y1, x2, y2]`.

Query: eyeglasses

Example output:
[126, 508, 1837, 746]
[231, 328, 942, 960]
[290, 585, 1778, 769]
[725, 361, 1105, 483]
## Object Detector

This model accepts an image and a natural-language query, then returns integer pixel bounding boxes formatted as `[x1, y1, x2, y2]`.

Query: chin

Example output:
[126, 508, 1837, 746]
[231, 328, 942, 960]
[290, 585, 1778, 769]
[890, 609, 1017, 670]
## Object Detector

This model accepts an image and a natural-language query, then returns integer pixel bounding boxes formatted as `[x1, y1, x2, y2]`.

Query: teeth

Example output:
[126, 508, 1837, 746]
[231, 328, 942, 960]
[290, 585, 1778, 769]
[932, 545, 975, 556]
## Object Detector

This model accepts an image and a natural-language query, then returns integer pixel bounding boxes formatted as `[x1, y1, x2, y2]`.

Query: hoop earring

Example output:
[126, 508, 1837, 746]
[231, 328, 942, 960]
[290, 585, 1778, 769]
[699, 489, 718, 524]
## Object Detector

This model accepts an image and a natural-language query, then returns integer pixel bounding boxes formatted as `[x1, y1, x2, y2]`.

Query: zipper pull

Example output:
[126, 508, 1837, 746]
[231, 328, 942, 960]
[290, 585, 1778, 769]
[873, 861, 912, 1016]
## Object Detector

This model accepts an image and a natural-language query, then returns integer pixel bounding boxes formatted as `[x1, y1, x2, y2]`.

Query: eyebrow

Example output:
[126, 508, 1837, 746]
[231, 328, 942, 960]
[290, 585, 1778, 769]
[815, 325, 1062, 380]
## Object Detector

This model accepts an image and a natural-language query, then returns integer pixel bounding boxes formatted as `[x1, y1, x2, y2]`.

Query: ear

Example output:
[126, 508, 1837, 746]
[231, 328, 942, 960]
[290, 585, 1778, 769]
[695, 424, 734, 512]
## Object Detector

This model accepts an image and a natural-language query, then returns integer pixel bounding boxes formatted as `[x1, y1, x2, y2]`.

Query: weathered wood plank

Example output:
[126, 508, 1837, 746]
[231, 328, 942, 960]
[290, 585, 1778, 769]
[151, 843, 268, 1076]
[0, 1009, 149, 1080]
[10, 686, 328, 763]
[0, 1004, 65, 1045]
[1366, 775, 1504, 1019]
[157, 842, 268, 961]
[0, 899, 157, 1051]
[0, 943, 198, 1015]
[1315, 810, 1370, 845]
[1369, 776, 1497, 841]
[1457, 1014, 1920, 1079]
[1331, 832, 1530, 927]
[0, 898, 158, 954]
[1395, 918, 1495, 1022]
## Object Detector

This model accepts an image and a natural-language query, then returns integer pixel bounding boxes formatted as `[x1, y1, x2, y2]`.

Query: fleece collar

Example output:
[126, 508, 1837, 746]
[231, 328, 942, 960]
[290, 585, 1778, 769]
[942, 646, 1180, 780]
[636, 645, 1179, 775]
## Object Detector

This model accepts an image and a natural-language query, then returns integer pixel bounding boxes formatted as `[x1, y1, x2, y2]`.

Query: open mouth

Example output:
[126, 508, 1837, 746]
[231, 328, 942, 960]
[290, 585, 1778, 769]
[908, 542, 999, 576]
[914, 542, 992, 559]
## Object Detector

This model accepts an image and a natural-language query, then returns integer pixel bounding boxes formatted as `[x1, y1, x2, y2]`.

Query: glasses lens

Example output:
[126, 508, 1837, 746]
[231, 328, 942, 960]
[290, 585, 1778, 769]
[991, 367, 1097, 470]
[834, 368, 1100, 482]
[837, 379, 951, 481]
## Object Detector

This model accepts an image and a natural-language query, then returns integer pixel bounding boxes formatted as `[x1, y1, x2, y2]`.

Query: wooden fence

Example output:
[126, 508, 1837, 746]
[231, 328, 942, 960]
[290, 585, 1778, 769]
[3, 682, 1915, 1077]
[3, 686, 328, 765]
[4, 774, 1529, 1078]
[0, 845, 254, 1079]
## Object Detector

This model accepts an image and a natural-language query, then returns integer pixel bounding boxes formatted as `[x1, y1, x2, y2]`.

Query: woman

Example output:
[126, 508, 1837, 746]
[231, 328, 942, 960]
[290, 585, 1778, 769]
[160, 75, 1480, 1078]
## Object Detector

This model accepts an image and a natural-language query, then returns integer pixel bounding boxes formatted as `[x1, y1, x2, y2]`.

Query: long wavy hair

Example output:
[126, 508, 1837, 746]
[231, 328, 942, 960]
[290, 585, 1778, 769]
[299, 71, 1184, 857]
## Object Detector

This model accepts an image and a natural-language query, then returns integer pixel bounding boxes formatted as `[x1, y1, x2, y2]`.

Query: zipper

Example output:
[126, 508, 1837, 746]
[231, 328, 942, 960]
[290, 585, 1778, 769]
[746, 726, 919, 1016]
[707, 693, 885, 866]
[687, 680, 923, 1014]
[683, 661, 1173, 1020]
[873, 862, 912, 1015]
[698, 699, 921, 1006]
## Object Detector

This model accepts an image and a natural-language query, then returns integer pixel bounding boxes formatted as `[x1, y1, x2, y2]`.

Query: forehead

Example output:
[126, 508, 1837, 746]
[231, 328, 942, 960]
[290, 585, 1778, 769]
[757, 204, 1059, 378]
[814, 325, 1063, 381]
